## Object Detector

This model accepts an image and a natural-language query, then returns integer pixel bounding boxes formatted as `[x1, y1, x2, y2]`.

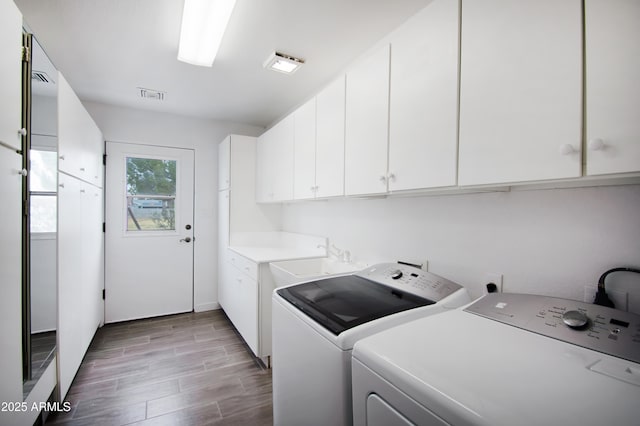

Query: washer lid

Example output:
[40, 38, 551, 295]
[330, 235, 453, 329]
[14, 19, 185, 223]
[276, 275, 434, 335]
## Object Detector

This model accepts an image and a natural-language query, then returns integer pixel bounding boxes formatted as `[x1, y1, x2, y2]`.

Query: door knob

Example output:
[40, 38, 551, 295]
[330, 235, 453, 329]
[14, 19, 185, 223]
[180, 237, 192, 243]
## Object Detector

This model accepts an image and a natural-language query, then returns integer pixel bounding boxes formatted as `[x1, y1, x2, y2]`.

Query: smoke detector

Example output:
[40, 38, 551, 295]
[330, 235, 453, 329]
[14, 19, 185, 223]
[138, 87, 165, 101]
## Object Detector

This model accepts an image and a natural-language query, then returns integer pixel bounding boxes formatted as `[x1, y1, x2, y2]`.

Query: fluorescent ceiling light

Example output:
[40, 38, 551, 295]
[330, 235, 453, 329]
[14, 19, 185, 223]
[178, 0, 237, 67]
[263, 52, 305, 74]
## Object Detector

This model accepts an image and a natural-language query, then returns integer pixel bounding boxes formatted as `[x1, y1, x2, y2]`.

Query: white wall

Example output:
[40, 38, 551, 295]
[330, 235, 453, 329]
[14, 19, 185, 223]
[281, 184, 640, 314]
[84, 101, 263, 312]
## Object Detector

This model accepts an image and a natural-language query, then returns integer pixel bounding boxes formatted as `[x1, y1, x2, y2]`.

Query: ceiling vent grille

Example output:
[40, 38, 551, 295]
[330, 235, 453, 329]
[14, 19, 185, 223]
[32, 70, 54, 84]
[138, 87, 165, 101]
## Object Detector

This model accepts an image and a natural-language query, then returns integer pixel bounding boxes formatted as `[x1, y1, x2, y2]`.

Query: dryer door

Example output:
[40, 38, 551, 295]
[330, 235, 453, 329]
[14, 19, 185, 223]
[367, 394, 449, 426]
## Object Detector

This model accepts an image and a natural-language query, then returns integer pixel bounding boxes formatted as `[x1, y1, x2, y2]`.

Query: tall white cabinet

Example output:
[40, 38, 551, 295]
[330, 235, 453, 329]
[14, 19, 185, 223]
[218, 135, 279, 359]
[0, 1, 28, 424]
[458, 0, 583, 186]
[585, 0, 640, 176]
[57, 72, 104, 400]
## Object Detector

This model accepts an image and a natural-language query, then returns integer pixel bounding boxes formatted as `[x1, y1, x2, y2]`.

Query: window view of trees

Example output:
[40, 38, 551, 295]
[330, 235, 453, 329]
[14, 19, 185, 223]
[126, 157, 177, 231]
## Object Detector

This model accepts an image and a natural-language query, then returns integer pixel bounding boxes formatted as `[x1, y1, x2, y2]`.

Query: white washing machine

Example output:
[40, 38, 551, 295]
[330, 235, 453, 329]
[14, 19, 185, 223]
[352, 293, 640, 426]
[272, 263, 471, 426]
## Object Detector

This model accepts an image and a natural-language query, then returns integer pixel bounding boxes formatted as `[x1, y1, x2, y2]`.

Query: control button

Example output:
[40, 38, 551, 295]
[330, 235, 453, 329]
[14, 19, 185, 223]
[391, 270, 403, 280]
[562, 310, 589, 329]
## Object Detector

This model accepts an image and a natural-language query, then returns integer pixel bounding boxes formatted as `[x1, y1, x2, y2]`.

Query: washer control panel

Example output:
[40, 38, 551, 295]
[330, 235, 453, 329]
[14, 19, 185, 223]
[466, 293, 640, 363]
[357, 263, 463, 302]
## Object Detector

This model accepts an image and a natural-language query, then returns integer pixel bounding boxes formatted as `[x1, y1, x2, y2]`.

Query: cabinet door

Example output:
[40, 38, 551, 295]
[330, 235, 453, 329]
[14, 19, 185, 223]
[293, 98, 317, 200]
[0, 147, 24, 405]
[57, 173, 85, 399]
[316, 76, 346, 198]
[458, 0, 582, 186]
[585, 0, 640, 175]
[255, 129, 272, 202]
[388, 0, 459, 191]
[218, 136, 230, 190]
[345, 45, 390, 196]
[0, 0, 22, 152]
[58, 72, 104, 186]
[271, 115, 295, 202]
[217, 190, 230, 308]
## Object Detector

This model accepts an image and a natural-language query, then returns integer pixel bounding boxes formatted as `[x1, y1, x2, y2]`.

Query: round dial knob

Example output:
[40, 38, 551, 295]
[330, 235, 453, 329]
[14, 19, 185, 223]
[562, 310, 589, 328]
[391, 270, 403, 280]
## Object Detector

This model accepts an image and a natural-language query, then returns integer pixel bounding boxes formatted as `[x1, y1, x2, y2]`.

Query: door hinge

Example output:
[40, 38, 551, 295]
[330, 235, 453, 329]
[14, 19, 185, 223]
[102, 222, 106, 233]
[103, 154, 107, 166]
[22, 46, 30, 63]
[102, 289, 105, 300]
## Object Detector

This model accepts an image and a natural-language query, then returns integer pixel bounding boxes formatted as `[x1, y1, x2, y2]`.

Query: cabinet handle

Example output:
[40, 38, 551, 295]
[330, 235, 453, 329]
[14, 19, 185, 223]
[80, 167, 86, 171]
[559, 144, 577, 155]
[16, 168, 28, 177]
[59, 155, 65, 160]
[588, 138, 605, 151]
[59, 183, 65, 188]
[388, 173, 396, 182]
[18, 128, 27, 136]
[379, 175, 387, 183]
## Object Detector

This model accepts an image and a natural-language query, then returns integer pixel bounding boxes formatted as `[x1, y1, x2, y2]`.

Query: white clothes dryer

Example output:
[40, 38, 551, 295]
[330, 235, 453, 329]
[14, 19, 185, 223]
[352, 293, 640, 426]
[271, 263, 471, 426]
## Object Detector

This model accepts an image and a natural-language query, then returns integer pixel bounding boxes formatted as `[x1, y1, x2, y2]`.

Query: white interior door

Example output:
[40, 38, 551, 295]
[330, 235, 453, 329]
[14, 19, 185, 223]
[105, 142, 194, 323]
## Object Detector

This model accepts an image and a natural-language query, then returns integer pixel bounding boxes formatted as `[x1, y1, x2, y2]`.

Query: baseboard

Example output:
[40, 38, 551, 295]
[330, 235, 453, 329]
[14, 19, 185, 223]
[194, 302, 220, 312]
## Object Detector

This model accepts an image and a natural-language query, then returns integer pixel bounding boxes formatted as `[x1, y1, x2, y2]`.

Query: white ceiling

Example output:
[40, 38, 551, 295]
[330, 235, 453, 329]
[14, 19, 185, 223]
[15, 0, 432, 128]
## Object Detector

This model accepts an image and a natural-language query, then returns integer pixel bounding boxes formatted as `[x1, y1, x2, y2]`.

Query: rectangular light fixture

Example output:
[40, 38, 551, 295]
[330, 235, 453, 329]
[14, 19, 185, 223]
[263, 52, 305, 74]
[178, 0, 237, 67]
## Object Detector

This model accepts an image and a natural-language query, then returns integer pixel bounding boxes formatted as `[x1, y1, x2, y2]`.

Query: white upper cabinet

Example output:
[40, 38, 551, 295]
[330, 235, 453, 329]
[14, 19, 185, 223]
[585, 0, 640, 176]
[458, 0, 582, 186]
[218, 136, 230, 190]
[315, 76, 346, 199]
[345, 44, 390, 196]
[293, 76, 346, 200]
[0, 0, 23, 152]
[58, 73, 104, 187]
[388, 0, 459, 191]
[256, 115, 294, 202]
[293, 98, 317, 200]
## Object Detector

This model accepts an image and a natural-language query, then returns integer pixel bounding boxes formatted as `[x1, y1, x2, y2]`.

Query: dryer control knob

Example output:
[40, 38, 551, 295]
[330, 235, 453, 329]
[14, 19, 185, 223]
[391, 270, 403, 280]
[562, 310, 589, 328]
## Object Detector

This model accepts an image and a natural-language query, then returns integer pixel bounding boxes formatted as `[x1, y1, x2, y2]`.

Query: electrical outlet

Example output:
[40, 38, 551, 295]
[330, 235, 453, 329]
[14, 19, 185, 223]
[583, 286, 628, 311]
[483, 273, 503, 294]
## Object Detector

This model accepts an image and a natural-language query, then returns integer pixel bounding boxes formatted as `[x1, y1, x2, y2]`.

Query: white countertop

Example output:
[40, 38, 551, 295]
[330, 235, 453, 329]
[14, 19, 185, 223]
[228, 246, 325, 263]
[228, 231, 327, 263]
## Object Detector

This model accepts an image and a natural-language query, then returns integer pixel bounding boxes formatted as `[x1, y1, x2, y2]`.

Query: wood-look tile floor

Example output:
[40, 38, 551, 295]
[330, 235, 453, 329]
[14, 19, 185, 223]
[46, 310, 273, 426]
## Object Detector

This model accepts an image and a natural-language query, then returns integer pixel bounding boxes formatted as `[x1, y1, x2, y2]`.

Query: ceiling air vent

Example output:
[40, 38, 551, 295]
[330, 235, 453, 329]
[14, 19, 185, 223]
[32, 70, 54, 84]
[138, 87, 165, 101]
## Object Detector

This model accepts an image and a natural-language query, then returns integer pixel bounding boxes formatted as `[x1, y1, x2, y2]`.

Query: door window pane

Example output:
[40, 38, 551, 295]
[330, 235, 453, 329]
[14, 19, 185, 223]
[30, 150, 58, 192]
[30, 195, 57, 233]
[126, 157, 177, 231]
